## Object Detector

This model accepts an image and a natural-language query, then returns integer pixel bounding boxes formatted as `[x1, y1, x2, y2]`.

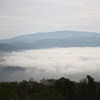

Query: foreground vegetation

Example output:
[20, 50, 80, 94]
[0, 75, 100, 100]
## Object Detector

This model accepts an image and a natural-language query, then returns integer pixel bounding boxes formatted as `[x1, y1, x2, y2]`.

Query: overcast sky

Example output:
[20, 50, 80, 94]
[0, 0, 100, 39]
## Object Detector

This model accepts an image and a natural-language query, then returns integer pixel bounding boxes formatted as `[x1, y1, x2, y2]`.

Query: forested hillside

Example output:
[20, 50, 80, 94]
[0, 75, 100, 100]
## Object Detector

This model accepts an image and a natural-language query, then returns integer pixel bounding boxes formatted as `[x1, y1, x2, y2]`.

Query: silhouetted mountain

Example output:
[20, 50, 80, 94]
[12, 42, 32, 49]
[0, 30, 100, 51]
[0, 31, 97, 43]
[0, 43, 19, 51]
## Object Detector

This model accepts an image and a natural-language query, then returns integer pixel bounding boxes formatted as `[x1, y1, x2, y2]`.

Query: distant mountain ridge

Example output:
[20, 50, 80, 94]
[0, 30, 100, 51]
[0, 31, 97, 43]
[0, 43, 19, 51]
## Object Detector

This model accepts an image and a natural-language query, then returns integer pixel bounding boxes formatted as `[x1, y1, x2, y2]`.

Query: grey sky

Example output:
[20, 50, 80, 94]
[0, 0, 100, 39]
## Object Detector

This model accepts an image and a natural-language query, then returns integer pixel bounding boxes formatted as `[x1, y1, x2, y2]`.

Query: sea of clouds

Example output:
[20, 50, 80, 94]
[0, 47, 100, 82]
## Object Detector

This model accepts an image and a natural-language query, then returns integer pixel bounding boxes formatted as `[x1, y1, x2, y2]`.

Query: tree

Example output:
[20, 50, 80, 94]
[55, 77, 76, 99]
[86, 75, 96, 94]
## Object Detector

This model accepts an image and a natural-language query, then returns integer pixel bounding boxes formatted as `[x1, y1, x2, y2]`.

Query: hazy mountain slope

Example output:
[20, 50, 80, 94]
[12, 42, 32, 49]
[0, 31, 98, 43]
[30, 35, 100, 48]
[0, 30, 100, 51]
[11, 35, 100, 49]
[0, 43, 19, 51]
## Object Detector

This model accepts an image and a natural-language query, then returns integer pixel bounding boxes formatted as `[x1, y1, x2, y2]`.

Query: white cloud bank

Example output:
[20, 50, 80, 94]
[0, 47, 100, 82]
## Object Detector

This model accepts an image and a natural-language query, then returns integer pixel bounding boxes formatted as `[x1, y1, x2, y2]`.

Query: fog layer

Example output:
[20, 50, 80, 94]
[0, 47, 100, 82]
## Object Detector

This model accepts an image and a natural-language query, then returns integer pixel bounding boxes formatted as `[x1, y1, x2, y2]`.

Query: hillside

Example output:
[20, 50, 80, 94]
[0, 75, 100, 100]
[0, 43, 19, 51]
[0, 31, 98, 43]
[0, 31, 100, 51]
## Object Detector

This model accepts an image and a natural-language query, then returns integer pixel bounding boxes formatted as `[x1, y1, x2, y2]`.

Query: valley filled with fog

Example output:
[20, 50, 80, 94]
[0, 47, 100, 82]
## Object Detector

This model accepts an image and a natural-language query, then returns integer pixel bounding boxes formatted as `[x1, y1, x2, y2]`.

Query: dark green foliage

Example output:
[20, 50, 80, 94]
[87, 75, 96, 93]
[55, 77, 76, 99]
[0, 75, 100, 100]
[0, 82, 20, 100]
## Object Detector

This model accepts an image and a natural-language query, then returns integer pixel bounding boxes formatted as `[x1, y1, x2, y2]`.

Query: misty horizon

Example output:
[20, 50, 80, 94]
[0, 0, 100, 86]
[1, 0, 100, 40]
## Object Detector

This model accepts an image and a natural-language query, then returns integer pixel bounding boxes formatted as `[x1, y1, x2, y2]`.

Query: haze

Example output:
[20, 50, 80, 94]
[0, 0, 100, 39]
[0, 47, 100, 82]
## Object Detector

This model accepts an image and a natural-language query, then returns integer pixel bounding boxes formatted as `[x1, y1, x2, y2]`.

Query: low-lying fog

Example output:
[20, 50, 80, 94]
[0, 47, 100, 82]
